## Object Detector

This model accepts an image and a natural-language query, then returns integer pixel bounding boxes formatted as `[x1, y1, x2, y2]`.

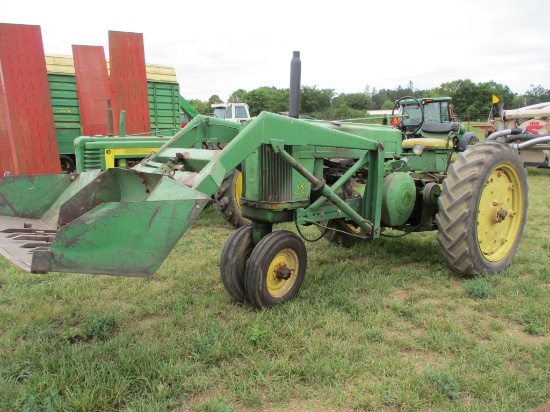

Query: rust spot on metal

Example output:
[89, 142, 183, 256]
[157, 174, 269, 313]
[274, 263, 292, 280]
[138, 171, 152, 194]
[147, 206, 161, 231]
[178, 174, 197, 186]
[0, 193, 18, 216]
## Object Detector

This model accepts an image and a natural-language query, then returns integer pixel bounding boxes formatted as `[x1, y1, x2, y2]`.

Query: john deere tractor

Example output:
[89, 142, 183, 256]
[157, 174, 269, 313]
[0, 54, 528, 308]
[391, 96, 479, 151]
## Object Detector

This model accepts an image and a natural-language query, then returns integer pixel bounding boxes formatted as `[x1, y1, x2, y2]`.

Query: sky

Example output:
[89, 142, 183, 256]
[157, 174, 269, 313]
[3, 0, 550, 102]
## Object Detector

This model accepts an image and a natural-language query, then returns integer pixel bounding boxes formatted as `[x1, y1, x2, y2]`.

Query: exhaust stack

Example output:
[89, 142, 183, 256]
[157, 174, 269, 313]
[289, 51, 301, 119]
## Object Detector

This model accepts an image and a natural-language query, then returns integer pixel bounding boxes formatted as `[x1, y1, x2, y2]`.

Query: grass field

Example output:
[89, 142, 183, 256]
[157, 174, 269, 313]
[0, 166, 548, 411]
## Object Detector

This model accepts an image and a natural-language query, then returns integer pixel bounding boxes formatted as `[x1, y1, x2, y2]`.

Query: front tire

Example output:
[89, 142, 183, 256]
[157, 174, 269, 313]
[436, 142, 528, 274]
[220, 225, 254, 302]
[245, 231, 307, 309]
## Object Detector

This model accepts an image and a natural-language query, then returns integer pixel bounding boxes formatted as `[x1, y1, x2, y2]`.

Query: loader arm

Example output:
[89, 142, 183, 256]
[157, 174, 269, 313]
[0, 112, 400, 277]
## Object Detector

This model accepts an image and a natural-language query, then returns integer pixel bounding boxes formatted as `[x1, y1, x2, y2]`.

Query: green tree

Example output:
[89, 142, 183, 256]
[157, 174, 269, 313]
[208, 95, 223, 106]
[333, 93, 376, 111]
[431, 79, 517, 120]
[228, 89, 249, 103]
[511, 95, 526, 109]
[246, 87, 289, 116]
[300, 86, 334, 115]
[188, 99, 210, 115]
[381, 100, 395, 110]
[246, 88, 271, 116]
[525, 85, 550, 106]
[329, 100, 365, 120]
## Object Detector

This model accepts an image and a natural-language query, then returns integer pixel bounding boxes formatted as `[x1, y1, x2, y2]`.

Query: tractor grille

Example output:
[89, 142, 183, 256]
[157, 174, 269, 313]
[83, 147, 102, 171]
[259, 145, 293, 203]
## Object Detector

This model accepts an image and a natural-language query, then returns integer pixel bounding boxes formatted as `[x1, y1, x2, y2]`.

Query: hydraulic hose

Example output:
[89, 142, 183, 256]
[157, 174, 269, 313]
[487, 128, 525, 140]
[503, 133, 542, 143]
[511, 135, 550, 150]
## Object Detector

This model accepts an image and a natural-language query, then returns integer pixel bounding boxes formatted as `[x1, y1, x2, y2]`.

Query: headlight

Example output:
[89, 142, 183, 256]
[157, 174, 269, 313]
[412, 144, 425, 156]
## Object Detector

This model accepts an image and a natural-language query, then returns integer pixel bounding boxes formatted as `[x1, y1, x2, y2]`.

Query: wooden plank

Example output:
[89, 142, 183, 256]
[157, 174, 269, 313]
[0, 23, 61, 175]
[108, 31, 151, 136]
[0, 60, 18, 175]
[72, 45, 112, 136]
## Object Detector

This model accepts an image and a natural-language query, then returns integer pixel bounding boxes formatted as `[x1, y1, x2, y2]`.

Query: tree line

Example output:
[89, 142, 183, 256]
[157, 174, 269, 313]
[188, 80, 550, 122]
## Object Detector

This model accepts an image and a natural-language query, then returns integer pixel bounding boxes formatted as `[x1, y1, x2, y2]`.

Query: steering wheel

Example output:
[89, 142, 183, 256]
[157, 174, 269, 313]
[391, 96, 424, 135]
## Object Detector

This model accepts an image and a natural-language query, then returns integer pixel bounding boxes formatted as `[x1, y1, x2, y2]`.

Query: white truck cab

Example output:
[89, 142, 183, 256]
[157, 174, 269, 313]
[211, 102, 251, 123]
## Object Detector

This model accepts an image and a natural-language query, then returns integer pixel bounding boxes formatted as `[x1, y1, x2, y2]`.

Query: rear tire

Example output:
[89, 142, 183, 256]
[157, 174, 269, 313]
[60, 155, 75, 174]
[214, 169, 250, 228]
[320, 219, 362, 247]
[436, 142, 528, 274]
[245, 231, 307, 309]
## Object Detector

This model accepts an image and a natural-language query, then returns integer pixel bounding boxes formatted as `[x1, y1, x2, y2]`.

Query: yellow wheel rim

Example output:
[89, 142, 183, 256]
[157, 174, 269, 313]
[235, 171, 243, 209]
[266, 248, 299, 298]
[61, 160, 72, 172]
[346, 222, 361, 234]
[477, 164, 523, 262]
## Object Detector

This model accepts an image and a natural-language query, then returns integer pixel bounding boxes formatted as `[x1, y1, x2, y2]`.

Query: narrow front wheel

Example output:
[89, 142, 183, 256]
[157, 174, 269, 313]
[220, 225, 254, 302]
[245, 231, 307, 309]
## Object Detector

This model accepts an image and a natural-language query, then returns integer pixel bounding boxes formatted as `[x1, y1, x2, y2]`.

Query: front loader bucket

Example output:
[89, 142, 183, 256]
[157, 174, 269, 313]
[0, 169, 210, 277]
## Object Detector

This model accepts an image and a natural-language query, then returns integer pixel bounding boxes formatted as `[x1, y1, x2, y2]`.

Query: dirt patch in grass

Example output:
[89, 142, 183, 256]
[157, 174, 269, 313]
[123, 314, 169, 335]
[399, 348, 445, 373]
[502, 324, 547, 345]
[247, 398, 342, 412]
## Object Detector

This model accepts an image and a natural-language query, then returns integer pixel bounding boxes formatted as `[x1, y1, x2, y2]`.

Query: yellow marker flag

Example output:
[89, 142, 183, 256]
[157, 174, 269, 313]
[492, 94, 500, 104]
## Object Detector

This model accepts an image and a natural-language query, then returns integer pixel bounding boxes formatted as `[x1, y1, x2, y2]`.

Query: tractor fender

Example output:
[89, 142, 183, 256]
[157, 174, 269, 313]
[457, 132, 479, 152]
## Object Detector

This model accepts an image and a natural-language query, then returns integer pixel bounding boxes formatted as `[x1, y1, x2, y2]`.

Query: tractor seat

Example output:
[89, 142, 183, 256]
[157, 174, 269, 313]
[421, 122, 459, 134]
[402, 138, 451, 149]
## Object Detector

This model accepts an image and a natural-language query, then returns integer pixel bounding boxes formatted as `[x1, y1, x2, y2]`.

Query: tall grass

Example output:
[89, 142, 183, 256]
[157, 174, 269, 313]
[0, 168, 548, 411]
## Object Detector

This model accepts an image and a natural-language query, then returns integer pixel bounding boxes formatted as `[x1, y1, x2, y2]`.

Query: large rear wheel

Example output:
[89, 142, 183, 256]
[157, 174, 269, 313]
[436, 142, 528, 274]
[320, 219, 363, 247]
[214, 169, 250, 228]
[60, 155, 75, 174]
[245, 231, 307, 309]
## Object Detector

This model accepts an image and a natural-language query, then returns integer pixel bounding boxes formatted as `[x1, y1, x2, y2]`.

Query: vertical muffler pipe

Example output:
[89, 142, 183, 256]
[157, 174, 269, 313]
[289, 51, 301, 119]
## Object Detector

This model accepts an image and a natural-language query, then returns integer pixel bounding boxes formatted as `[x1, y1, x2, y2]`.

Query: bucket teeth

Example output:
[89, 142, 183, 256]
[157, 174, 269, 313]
[21, 242, 54, 250]
[2, 229, 56, 252]
[1, 228, 57, 244]
[2, 228, 57, 235]
[0, 221, 57, 269]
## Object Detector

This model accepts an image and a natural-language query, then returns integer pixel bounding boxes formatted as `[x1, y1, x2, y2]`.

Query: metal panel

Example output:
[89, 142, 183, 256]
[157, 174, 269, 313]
[0, 23, 61, 175]
[148, 81, 180, 133]
[47, 73, 81, 154]
[72, 45, 111, 137]
[108, 31, 151, 136]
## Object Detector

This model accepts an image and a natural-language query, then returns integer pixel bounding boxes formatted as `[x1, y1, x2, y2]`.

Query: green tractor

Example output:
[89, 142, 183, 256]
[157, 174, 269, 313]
[391, 96, 479, 151]
[0, 55, 528, 309]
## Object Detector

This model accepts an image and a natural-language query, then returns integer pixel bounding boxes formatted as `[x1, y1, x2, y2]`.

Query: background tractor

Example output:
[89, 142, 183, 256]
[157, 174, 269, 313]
[211, 102, 251, 124]
[391, 96, 479, 151]
[0, 53, 529, 309]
